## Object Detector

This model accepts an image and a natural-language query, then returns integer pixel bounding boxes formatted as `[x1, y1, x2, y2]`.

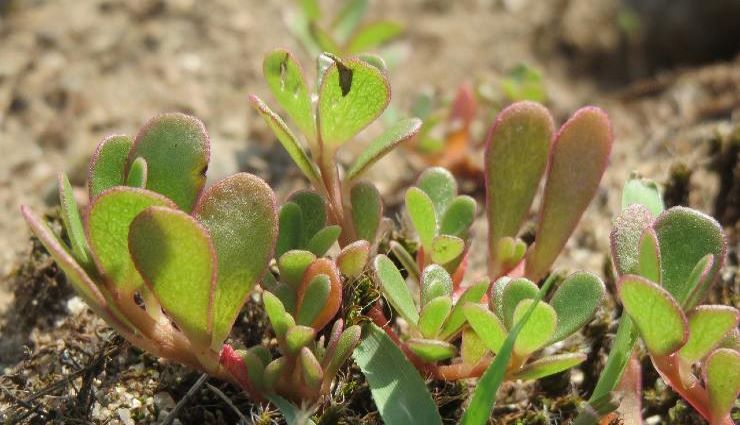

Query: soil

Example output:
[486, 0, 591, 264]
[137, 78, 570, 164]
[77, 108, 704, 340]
[0, 0, 738, 424]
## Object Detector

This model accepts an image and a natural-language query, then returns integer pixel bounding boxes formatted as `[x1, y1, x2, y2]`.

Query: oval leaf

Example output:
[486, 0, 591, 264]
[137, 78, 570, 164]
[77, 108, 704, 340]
[430, 234, 464, 266]
[347, 118, 421, 180]
[637, 227, 661, 283]
[276, 202, 304, 257]
[374, 255, 419, 325]
[421, 264, 452, 306]
[278, 250, 317, 288]
[350, 181, 382, 244]
[439, 281, 488, 339]
[296, 259, 342, 330]
[405, 187, 437, 251]
[296, 274, 331, 326]
[88, 134, 133, 199]
[548, 271, 605, 342]
[621, 176, 664, 217]
[58, 173, 91, 268]
[499, 277, 539, 329]
[463, 303, 508, 354]
[705, 348, 740, 422]
[512, 299, 557, 356]
[417, 167, 457, 217]
[440, 195, 476, 237]
[407, 338, 457, 361]
[263, 49, 316, 138]
[337, 240, 370, 277]
[610, 204, 654, 276]
[679, 305, 739, 364]
[418, 296, 452, 338]
[126, 157, 147, 188]
[307, 225, 341, 257]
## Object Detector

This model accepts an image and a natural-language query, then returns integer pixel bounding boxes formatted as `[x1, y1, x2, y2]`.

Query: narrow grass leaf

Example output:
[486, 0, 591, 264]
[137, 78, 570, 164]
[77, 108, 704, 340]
[621, 176, 664, 217]
[128, 113, 209, 211]
[512, 299, 557, 356]
[350, 181, 382, 243]
[58, 173, 91, 268]
[346, 118, 421, 180]
[88, 135, 132, 199]
[439, 281, 488, 339]
[548, 271, 605, 342]
[705, 348, 740, 422]
[353, 323, 443, 425]
[194, 173, 277, 349]
[406, 187, 437, 251]
[618, 275, 687, 356]
[129, 206, 216, 346]
[263, 49, 316, 138]
[513, 353, 586, 381]
[416, 167, 457, 217]
[463, 303, 508, 354]
[679, 306, 739, 363]
[268, 394, 317, 425]
[527, 107, 612, 281]
[374, 255, 419, 325]
[347, 21, 404, 53]
[418, 296, 452, 338]
[440, 195, 476, 237]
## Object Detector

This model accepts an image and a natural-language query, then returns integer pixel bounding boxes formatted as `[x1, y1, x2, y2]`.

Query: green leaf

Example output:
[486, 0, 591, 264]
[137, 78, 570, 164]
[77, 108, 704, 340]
[353, 323, 443, 425]
[350, 181, 382, 244]
[298, 0, 320, 21]
[276, 202, 303, 257]
[421, 264, 452, 306]
[346, 118, 421, 180]
[347, 21, 404, 53]
[286, 325, 316, 354]
[500, 64, 546, 103]
[416, 167, 457, 217]
[88, 135, 132, 199]
[357, 53, 387, 72]
[654, 207, 726, 309]
[460, 274, 556, 425]
[300, 347, 323, 391]
[439, 281, 488, 339]
[262, 49, 316, 139]
[588, 316, 639, 403]
[440, 195, 476, 237]
[125, 157, 147, 188]
[679, 306, 739, 363]
[683, 255, 715, 310]
[263, 358, 287, 391]
[497, 277, 538, 329]
[337, 240, 370, 277]
[262, 291, 294, 338]
[324, 324, 361, 382]
[618, 275, 687, 356]
[418, 296, 452, 338]
[407, 338, 456, 361]
[526, 107, 612, 281]
[87, 187, 176, 294]
[128, 113, 209, 211]
[513, 353, 586, 381]
[289, 190, 327, 245]
[296, 274, 331, 326]
[430, 235, 464, 266]
[512, 299, 557, 356]
[705, 348, 740, 422]
[610, 204, 655, 276]
[307, 225, 341, 256]
[194, 173, 277, 349]
[278, 250, 316, 288]
[374, 254, 419, 325]
[389, 241, 420, 282]
[318, 56, 390, 147]
[250, 96, 321, 185]
[268, 394, 317, 425]
[129, 206, 216, 347]
[461, 327, 488, 364]
[463, 303, 508, 354]
[485, 102, 553, 274]
[58, 173, 91, 268]
[637, 228, 661, 283]
[331, 0, 368, 42]
[621, 176, 664, 216]
[548, 271, 605, 342]
[405, 187, 437, 251]
[297, 259, 343, 330]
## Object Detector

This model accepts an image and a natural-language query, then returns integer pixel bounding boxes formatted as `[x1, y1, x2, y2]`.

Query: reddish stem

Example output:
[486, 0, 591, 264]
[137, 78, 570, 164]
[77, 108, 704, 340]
[367, 303, 436, 376]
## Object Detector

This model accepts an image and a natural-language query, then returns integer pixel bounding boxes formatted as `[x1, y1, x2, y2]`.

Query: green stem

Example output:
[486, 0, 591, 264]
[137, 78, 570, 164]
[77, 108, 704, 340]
[589, 315, 639, 402]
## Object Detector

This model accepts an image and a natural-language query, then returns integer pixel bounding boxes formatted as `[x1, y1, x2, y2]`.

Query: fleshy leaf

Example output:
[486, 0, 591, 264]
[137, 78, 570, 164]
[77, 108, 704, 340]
[278, 250, 316, 288]
[498, 277, 538, 329]
[418, 296, 452, 338]
[526, 107, 612, 281]
[300, 347, 323, 391]
[88, 134, 133, 199]
[461, 327, 488, 365]
[307, 225, 341, 257]
[286, 325, 316, 354]
[125, 157, 147, 188]
[87, 187, 176, 294]
[289, 191, 327, 245]
[683, 255, 715, 310]
[512, 299, 557, 356]
[276, 202, 303, 257]
[416, 167, 457, 217]
[318, 56, 390, 147]
[407, 338, 456, 361]
[346, 118, 421, 180]
[129, 206, 216, 347]
[352, 323, 443, 425]
[262, 49, 316, 138]
[463, 303, 508, 354]
[610, 204, 654, 276]
[513, 353, 586, 381]
[653, 207, 726, 309]
[439, 281, 488, 339]
[58, 173, 91, 268]
[250, 96, 321, 184]
[324, 324, 361, 384]
[374, 254, 419, 325]
[336, 240, 370, 277]
[421, 264, 452, 306]
[621, 176, 664, 217]
[350, 181, 382, 243]
[296, 259, 342, 330]
[485, 102, 553, 275]
[405, 187, 437, 251]
[263, 291, 295, 338]
[430, 235, 464, 266]
[548, 271, 605, 342]
[128, 113, 209, 211]
[194, 173, 277, 349]
[296, 274, 331, 326]
[679, 306, 739, 363]
[618, 275, 687, 356]
[705, 348, 740, 422]
[347, 21, 404, 53]
[440, 195, 476, 237]
[637, 228, 661, 283]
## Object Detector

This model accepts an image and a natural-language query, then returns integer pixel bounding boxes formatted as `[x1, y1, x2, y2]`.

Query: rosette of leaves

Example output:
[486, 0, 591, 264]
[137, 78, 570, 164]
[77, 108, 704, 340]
[21, 114, 278, 396]
[250, 48, 421, 247]
[485, 101, 612, 281]
[610, 201, 737, 424]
